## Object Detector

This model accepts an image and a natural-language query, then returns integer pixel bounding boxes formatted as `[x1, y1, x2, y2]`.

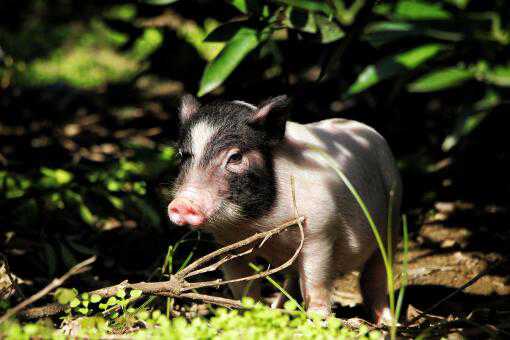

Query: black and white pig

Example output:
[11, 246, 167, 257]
[168, 95, 402, 324]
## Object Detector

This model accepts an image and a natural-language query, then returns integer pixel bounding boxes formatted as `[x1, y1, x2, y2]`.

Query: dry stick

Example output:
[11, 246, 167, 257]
[17, 217, 304, 320]
[0, 256, 96, 324]
[178, 217, 304, 278]
[184, 248, 254, 278]
[406, 259, 505, 325]
[178, 293, 243, 309]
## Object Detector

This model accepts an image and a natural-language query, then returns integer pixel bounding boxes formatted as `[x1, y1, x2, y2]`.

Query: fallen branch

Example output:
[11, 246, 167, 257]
[12, 217, 304, 320]
[0, 256, 96, 324]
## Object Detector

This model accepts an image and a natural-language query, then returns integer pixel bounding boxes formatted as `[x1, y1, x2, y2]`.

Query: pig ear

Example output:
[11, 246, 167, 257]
[249, 95, 290, 143]
[179, 94, 200, 123]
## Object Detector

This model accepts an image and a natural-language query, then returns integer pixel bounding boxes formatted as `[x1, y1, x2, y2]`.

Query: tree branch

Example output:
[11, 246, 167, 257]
[0, 256, 96, 324]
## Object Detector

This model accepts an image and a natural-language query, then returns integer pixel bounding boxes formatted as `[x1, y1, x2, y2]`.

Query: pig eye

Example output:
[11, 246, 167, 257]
[227, 152, 243, 164]
[177, 149, 191, 163]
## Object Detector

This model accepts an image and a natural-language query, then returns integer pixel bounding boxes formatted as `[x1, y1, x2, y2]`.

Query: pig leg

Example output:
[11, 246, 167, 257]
[271, 274, 299, 309]
[359, 251, 392, 325]
[298, 238, 334, 317]
[222, 257, 261, 301]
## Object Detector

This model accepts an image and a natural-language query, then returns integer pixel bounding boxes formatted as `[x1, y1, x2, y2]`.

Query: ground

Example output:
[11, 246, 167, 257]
[330, 200, 510, 337]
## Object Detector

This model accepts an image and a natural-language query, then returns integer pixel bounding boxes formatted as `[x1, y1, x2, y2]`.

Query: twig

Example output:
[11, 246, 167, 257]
[177, 217, 304, 278]
[0, 256, 96, 324]
[184, 248, 254, 278]
[406, 259, 505, 325]
[16, 217, 304, 320]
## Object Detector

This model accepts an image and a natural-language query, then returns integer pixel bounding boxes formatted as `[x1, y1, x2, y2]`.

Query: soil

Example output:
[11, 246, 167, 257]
[331, 201, 510, 337]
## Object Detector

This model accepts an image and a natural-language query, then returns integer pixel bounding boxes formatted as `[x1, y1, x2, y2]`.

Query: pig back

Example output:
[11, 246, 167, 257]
[262, 118, 402, 271]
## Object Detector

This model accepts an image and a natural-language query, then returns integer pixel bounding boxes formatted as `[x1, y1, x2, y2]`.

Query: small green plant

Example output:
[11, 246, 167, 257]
[248, 262, 306, 313]
[0, 300, 381, 339]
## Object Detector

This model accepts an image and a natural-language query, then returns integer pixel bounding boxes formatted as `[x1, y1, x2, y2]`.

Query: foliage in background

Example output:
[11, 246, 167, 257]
[1, 0, 509, 337]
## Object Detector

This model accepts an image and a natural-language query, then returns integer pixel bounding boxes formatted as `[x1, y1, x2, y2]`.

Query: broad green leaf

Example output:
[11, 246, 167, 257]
[365, 21, 462, 47]
[408, 66, 474, 92]
[485, 66, 510, 87]
[315, 14, 345, 43]
[198, 27, 259, 96]
[275, 0, 333, 16]
[143, 0, 180, 5]
[347, 44, 444, 95]
[395, 0, 451, 21]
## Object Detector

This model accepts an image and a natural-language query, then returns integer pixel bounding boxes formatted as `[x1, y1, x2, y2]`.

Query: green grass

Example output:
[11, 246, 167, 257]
[0, 301, 381, 340]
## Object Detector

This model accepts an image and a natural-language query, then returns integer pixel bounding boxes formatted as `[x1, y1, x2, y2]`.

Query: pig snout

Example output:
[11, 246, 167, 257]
[168, 197, 206, 227]
[168, 187, 218, 227]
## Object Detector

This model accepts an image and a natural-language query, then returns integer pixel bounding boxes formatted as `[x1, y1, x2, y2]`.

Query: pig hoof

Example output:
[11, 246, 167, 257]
[306, 306, 331, 319]
[376, 307, 396, 326]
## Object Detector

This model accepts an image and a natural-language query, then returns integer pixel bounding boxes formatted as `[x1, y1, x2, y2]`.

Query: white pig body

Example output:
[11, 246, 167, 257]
[168, 96, 402, 324]
[215, 119, 402, 322]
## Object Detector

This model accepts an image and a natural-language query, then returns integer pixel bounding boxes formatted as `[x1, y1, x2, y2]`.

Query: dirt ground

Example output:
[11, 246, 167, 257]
[330, 201, 510, 337]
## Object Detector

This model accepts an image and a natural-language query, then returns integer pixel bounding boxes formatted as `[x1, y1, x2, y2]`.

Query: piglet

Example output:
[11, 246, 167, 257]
[168, 95, 402, 324]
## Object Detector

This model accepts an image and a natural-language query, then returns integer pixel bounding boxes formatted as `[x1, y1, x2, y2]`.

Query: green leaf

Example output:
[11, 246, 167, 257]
[485, 66, 510, 87]
[198, 27, 259, 96]
[39, 168, 73, 188]
[90, 294, 102, 303]
[55, 288, 78, 305]
[77, 307, 89, 315]
[364, 22, 462, 47]
[107, 297, 118, 306]
[315, 14, 345, 43]
[70, 298, 80, 308]
[116, 289, 126, 299]
[143, 0, 180, 5]
[275, 0, 332, 16]
[347, 44, 444, 95]
[130, 289, 143, 298]
[394, 0, 451, 21]
[79, 204, 96, 226]
[408, 66, 474, 92]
